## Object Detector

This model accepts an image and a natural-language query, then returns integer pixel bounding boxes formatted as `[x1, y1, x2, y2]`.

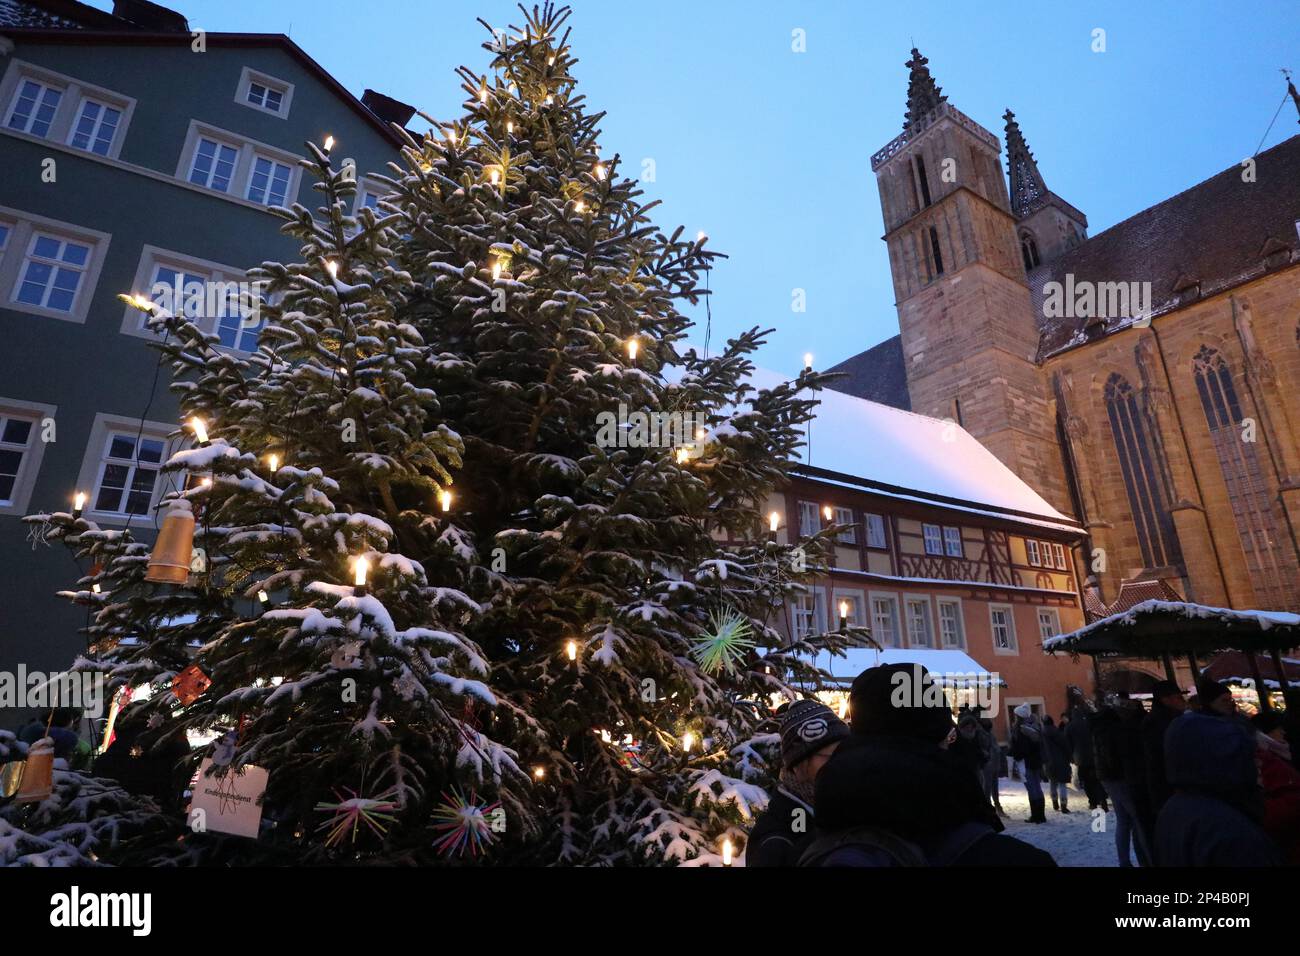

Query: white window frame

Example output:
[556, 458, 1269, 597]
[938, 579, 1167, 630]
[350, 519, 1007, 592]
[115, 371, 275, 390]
[791, 588, 827, 640]
[0, 60, 135, 160]
[4, 75, 62, 137]
[66, 94, 124, 156]
[186, 132, 241, 193]
[990, 604, 1019, 655]
[797, 500, 821, 537]
[1037, 607, 1061, 643]
[234, 67, 294, 118]
[869, 591, 901, 648]
[1026, 539, 1041, 566]
[119, 245, 264, 352]
[865, 512, 888, 549]
[74, 414, 181, 526]
[355, 179, 390, 217]
[905, 596, 933, 647]
[0, 397, 55, 515]
[936, 597, 966, 649]
[922, 522, 943, 555]
[943, 525, 963, 558]
[833, 506, 856, 544]
[0, 204, 110, 324]
[176, 120, 302, 208]
[832, 588, 865, 628]
[1052, 542, 1067, 571]
[245, 152, 295, 207]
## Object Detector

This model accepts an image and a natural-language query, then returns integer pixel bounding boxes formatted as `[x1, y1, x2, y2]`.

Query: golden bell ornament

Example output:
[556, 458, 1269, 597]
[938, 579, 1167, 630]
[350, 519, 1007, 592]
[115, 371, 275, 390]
[145, 499, 195, 584]
[15, 737, 54, 804]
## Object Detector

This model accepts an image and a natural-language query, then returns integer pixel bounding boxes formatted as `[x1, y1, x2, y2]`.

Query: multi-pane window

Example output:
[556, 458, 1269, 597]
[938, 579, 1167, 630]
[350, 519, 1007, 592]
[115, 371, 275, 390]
[0, 414, 36, 505]
[92, 432, 166, 516]
[922, 523, 943, 555]
[217, 312, 263, 352]
[246, 81, 284, 113]
[247, 156, 293, 206]
[991, 606, 1017, 651]
[798, 501, 821, 537]
[1051, 543, 1067, 571]
[1037, 608, 1061, 642]
[68, 97, 121, 155]
[14, 234, 90, 312]
[905, 598, 931, 647]
[937, 600, 964, 648]
[148, 264, 207, 323]
[833, 506, 856, 544]
[835, 594, 864, 627]
[943, 526, 962, 557]
[1105, 374, 1183, 571]
[1026, 539, 1041, 566]
[188, 137, 239, 192]
[871, 596, 899, 648]
[1193, 347, 1300, 610]
[865, 513, 888, 549]
[5, 78, 62, 136]
[791, 591, 824, 639]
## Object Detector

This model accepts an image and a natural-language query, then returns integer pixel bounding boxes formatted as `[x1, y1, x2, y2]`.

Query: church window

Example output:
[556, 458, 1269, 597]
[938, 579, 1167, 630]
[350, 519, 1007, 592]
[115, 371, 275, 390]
[1192, 347, 1299, 610]
[1104, 374, 1183, 570]
[1020, 232, 1040, 270]
[915, 155, 933, 207]
[928, 226, 944, 276]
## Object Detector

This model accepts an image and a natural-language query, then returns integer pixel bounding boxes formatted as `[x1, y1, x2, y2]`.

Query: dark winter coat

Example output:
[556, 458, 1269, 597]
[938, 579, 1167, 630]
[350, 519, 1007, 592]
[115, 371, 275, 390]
[1154, 712, 1282, 867]
[1042, 723, 1072, 783]
[1090, 706, 1145, 784]
[1140, 701, 1182, 816]
[804, 734, 1055, 867]
[1064, 707, 1095, 769]
[1009, 720, 1044, 773]
[746, 787, 815, 867]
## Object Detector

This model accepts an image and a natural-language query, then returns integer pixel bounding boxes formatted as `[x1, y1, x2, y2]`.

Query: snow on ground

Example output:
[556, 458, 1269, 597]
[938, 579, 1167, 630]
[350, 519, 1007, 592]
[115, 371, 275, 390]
[996, 776, 1128, 867]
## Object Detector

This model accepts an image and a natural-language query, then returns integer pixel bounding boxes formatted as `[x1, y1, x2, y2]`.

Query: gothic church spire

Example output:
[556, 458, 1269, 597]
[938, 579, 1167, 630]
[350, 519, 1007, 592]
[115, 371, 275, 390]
[903, 47, 947, 130]
[1003, 109, 1051, 218]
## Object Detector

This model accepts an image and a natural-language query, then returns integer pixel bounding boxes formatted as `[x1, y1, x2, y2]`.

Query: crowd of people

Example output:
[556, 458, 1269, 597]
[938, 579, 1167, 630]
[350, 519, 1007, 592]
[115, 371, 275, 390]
[747, 665, 1300, 867]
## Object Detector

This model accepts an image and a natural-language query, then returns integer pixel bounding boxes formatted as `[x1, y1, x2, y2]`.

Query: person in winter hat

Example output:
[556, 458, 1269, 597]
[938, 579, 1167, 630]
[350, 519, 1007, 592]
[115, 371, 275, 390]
[1009, 703, 1048, 823]
[1141, 680, 1186, 823]
[801, 664, 1054, 866]
[746, 699, 849, 866]
[1194, 679, 1236, 717]
[1154, 711, 1282, 866]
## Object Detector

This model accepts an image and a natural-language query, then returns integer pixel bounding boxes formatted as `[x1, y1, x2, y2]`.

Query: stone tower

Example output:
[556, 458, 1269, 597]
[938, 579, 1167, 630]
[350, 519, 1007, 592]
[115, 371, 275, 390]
[870, 49, 1071, 513]
[1003, 110, 1089, 269]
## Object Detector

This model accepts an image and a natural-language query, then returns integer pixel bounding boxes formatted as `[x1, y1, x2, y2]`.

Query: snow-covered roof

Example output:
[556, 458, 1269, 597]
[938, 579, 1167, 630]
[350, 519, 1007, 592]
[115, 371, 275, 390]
[1044, 599, 1300, 654]
[811, 647, 1004, 687]
[743, 366, 1073, 524]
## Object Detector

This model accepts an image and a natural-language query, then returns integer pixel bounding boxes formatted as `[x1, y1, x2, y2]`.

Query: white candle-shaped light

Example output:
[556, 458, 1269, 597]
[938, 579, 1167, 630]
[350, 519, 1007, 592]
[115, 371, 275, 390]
[257, 589, 270, 604]
[839, 599, 849, 629]
[594, 163, 606, 180]
[626, 338, 638, 362]
[326, 260, 339, 280]
[545, 95, 554, 106]
[533, 766, 545, 780]
[682, 731, 694, 753]
[675, 447, 689, 465]
[200, 476, 212, 490]
[722, 838, 734, 867]
[506, 120, 514, 134]
[92, 583, 102, 594]
[323, 135, 335, 152]
[823, 504, 833, 521]
[804, 353, 813, 371]
[574, 200, 585, 213]
[267, 453, 279, 473]
[446, 127, 457, 145]
[697, 231, 707, 243]
[768, 511, 779, 534]
[439, 489, 452, 512]
[548, 56, 556, 66]
[489, 168, 500, 185]
[189, 417, 209, 446]
[73, 491, 87, 516]
[492, 260, 502, 281]
[352, 556, 369, 589]
[566, 639, 577, 662]
[479, 86, 488, 103]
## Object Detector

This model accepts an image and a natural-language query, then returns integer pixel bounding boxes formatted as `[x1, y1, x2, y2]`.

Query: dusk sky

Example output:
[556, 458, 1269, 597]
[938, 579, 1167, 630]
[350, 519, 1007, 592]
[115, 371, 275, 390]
[98, 0, 1299, 376]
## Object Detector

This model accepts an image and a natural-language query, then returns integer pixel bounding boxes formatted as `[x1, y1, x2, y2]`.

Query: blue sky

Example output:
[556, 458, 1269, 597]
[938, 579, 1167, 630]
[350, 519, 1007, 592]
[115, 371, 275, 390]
[106, 1, 1299, 375]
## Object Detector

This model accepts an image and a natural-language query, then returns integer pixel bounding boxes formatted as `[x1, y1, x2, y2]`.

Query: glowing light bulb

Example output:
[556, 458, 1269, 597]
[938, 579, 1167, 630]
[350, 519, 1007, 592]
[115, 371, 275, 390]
[479, 87, 488, 103]
[626, 338, 638, 362]
[682, 731, 695, 753]
[574, 200, 585, 213]
[73, 491, 87, 514]
[92, 583, 102, 594]
[492, 260, 502, 281]
[545, 95, 553, 106]
[323, 135, 335, 152]
[600, 729, 611, 743]
[675, 447, 689, 465]
[695, 427, 706, 441]
[438, 489, 452, 513]
[722, 838, 734, 866]
[267, 454, 279, 473]
[838, 698, 849, 720]
[257, 589, 270, 604]
[548, 56, 555, 66]
[489, 168, 500, 185]
[769, 511, 779, 533]
[823, 505, 833, 521]
[566, 640, 577, 661]
[446, 128, 457, 145]
[839, 600, 849, 624]
[804, 353, 813, 370]
[189, 417, 209, 445]
[353, 556, 369, 588]
[200, 476, 212, 489]
[326, 260, 338, 280]
[533, 766, 545, 780]
[594, 163, 606, 180]
[697, 231, 707, 243]
[507, 120, 514, 134]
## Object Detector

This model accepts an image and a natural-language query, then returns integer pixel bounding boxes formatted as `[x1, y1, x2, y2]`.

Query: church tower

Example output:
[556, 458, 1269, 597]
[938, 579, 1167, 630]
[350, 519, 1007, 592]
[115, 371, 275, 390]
[871, 50, 1070, 512]
[1003, 110, 1088, 269]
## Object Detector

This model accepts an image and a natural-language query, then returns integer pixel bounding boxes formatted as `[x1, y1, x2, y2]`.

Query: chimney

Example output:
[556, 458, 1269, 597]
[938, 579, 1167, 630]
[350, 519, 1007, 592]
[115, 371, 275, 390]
[361, 89, 416, 130]
[112, 0, 190, 31]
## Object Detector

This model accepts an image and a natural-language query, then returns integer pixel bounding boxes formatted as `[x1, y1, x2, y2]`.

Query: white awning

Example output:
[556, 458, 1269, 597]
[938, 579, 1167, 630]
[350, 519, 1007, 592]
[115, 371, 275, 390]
[811, 647, 1005, 688]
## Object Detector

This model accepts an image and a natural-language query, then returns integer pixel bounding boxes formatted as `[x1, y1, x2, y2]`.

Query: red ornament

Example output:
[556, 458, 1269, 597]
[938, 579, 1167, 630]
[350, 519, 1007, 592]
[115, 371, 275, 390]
[172, 664, 211, 706]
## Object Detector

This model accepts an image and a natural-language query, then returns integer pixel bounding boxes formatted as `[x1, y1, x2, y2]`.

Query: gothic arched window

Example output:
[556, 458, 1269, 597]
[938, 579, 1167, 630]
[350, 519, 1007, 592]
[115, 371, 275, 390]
[1020, 232, 1040, 271]
[1192, 346, 1299, 610]
[1104, 374, 1182, 570]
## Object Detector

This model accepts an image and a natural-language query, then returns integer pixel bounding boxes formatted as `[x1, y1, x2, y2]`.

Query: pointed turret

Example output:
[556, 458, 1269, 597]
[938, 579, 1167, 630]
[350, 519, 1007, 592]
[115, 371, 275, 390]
[903, 48, 947, 129]
[1001, 109, 1089, 269]
[1004, 110, 1050, 218]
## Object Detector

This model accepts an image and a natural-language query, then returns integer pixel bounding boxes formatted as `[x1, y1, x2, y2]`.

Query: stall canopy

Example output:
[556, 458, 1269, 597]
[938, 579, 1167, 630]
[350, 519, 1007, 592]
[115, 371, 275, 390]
[810, 647, 1005, 688]
[1043, 600, 1300, 659]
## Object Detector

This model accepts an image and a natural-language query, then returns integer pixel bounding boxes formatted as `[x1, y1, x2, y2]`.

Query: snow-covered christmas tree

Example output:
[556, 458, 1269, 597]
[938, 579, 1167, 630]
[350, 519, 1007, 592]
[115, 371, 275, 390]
[11, 2, 865, 866]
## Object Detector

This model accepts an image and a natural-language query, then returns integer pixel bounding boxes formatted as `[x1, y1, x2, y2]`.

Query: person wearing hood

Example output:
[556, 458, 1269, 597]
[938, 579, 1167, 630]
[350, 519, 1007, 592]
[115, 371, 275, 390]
[1042, 715, 1073, 814]
[977, 714, 1007, 816]
[1154, 711, 1283, 866]
[1194, 679, 1236, 717]
[800, 664, 1054, 866]
[1251, 711, 1300, 865]
[1092, 697, 1152, 866]
[1141, 680, 1186, 823]
[746, 699, 849, 866]
[1009, 703, 1047, 823]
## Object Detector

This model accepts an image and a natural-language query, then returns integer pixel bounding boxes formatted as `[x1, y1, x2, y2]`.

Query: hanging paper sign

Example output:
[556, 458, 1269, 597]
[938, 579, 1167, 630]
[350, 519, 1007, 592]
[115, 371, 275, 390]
[189, 547, 208, 574]
[15, 737, 54, 804]
[172, 664, 211, 706]
[189, 758, 267, 838]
